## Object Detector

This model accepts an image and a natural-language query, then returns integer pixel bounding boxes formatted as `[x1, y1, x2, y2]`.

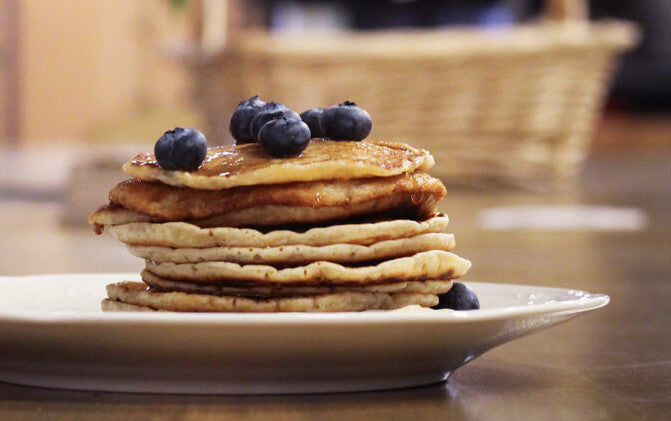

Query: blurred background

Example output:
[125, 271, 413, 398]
[0, 0, 669, 278]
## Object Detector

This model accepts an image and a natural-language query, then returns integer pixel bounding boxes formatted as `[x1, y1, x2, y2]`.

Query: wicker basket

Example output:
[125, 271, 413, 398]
[185, 0, 638, 188]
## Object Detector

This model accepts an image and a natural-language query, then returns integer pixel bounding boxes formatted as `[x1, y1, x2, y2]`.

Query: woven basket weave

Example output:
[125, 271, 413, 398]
[185, 0, 638, 188]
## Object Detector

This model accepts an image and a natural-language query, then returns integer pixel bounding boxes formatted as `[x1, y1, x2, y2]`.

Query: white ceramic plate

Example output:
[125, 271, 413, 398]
[0, 273, 608, 394]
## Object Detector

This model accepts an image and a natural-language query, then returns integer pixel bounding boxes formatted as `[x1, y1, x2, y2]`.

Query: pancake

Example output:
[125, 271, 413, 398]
[123, 140, 434, 190]
[91, 192, 439, 230]
[141, 269, 454, 297]
[91, 135, 470, 313]
[103, 281, 439, 312]
[107, 172, 445, 222]
[90, 205, 153, 232]
[179, 196, 431, 228]
[102, 299, 163, 312]
[144, 250, 471, 286]
[126, 232, 455, 264]
[107, 213, 450, 248]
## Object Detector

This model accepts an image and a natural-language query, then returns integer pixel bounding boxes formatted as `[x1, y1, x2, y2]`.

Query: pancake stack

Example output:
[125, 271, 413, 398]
[89, 139, 471, 312]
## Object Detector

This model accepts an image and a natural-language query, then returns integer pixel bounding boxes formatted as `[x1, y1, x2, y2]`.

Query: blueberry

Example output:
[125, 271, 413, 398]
[249, 102, 285, 139]
[432, 282, 480, 310]
[299, 108, 325, 138]
[250, 104, 300, 141]
[258, 117, 310, 158]
[320, 101, 372, 141]
[154, 127, 207, 171]
[230, 95, 266, 144]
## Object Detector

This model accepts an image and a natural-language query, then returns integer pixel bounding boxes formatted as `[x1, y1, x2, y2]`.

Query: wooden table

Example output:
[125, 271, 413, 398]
[0, 148, 669, 420]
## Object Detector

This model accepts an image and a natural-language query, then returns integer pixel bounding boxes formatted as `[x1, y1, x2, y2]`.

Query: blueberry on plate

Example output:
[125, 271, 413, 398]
[229, 95, 266, 144]
[320, 101, 372, 141]
[250, 103, 300, 141]
[432, 282, 480, 310]
[258, 117, 311, 158]
[299, 108, 325, 138]
[154, 127, 208, 171]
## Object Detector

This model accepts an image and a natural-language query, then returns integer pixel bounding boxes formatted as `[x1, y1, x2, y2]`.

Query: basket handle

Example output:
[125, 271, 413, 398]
[544, 0, 588, 22]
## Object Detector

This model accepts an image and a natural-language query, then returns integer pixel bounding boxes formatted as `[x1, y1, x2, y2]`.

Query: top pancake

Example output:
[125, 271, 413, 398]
[123, 139, 434, 190]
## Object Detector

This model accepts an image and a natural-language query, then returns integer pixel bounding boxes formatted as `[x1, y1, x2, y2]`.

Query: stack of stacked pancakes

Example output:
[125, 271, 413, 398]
[89, 139, 471, 312]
